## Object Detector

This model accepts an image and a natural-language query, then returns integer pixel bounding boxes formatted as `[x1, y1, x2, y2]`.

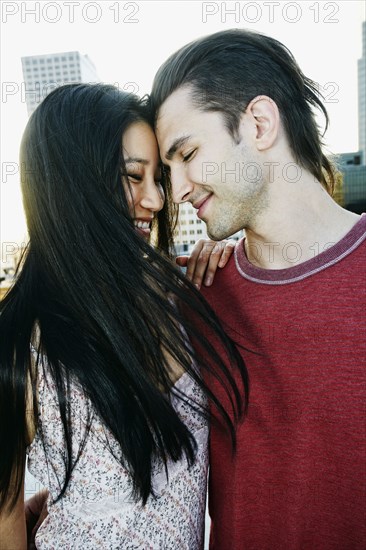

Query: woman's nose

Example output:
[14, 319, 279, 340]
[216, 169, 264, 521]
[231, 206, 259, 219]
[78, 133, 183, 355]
[139, 179, 165, 212]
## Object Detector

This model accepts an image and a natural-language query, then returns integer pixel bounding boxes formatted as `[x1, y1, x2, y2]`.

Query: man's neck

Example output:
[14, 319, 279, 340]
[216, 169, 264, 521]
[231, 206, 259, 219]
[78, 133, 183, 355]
[244, 176, 360, 270]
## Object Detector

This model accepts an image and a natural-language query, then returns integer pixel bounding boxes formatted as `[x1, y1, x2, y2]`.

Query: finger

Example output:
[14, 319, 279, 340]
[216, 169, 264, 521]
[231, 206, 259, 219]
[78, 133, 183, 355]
[190, 242, 222, 289]
[218, 240, 236, 268]
[201, 243, 226, 286]
[175, 256, 188, 267]
[186, 240, 215, 282]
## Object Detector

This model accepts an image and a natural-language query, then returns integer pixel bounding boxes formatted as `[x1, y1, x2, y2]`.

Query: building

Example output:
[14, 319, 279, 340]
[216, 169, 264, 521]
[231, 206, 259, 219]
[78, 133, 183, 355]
[174, 204, 208, 250]
[0, 242, 27, 299]
[358, 21, 366, 163]
[174, 203, 243, 254]
[337, 151, 363, 167]
[336, 152, 366, 214]
[21, 51, 99, 115]
[335, 22, 366, 215]
[342, 166, 366, 213]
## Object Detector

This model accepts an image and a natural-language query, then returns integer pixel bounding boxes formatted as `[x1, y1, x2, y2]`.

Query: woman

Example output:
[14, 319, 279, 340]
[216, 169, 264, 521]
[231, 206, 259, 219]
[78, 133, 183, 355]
[0, 84, 248, 549]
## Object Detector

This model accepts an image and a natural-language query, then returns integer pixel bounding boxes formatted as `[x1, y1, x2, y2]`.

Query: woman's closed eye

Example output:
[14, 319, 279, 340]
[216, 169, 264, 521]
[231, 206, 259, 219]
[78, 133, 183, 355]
[125, 173, 142, 182]
[125, 173, 162, 188]
[182, 149, 196, 162]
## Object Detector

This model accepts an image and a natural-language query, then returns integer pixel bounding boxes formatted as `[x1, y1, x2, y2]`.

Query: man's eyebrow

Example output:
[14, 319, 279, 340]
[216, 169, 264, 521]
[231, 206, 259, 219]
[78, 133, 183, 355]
[165, 136, 191, 161]
[124, 157, 149, 165]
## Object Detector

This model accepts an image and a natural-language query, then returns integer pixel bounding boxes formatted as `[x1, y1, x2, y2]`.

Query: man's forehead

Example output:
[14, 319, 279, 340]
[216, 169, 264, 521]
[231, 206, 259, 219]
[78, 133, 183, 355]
[156, 87, 200, 150]
[156, 86, 197, 127]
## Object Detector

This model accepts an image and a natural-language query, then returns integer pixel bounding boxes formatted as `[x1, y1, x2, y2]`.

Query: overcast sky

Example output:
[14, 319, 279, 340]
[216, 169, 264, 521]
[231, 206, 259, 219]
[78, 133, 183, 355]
[1, 0, 365, 248]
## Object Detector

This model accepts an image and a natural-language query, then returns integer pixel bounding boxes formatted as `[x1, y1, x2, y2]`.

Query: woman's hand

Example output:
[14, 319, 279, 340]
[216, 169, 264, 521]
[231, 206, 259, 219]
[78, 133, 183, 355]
[176, 239, 236, 289]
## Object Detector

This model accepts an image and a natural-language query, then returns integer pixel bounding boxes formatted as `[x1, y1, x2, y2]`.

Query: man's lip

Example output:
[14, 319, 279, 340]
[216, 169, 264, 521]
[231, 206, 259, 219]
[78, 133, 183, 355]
[192, 195, 212, 210]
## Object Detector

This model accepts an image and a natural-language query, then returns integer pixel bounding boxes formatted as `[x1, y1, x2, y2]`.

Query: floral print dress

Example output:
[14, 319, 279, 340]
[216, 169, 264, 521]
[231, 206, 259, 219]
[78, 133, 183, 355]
[27, 362, 209, 549]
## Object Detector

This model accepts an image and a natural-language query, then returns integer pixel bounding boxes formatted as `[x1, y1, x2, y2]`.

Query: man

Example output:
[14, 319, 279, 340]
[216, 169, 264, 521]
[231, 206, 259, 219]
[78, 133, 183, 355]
[150, 29, 366, 549]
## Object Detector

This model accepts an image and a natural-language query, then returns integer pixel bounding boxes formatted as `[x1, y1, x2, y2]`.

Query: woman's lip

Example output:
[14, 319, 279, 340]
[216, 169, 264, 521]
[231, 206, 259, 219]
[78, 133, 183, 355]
[134, 217, 153, 223]
[136, 227, 151, 238]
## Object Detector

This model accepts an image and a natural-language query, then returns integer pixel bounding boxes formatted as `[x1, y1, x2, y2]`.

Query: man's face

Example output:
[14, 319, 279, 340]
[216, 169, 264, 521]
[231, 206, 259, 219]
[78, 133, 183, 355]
[156, 86, 269, 240]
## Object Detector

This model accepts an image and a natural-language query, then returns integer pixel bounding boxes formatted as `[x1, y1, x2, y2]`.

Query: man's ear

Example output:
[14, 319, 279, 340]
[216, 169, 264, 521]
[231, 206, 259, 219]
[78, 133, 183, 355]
[242, 95, 280, 151]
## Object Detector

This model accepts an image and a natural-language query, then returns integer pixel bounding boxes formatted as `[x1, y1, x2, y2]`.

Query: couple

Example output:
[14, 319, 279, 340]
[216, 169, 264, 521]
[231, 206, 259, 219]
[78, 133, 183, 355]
[1, 29, 365, 549]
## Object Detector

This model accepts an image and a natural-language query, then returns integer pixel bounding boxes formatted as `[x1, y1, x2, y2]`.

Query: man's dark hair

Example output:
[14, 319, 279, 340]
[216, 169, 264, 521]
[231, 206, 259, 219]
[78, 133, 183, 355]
[150, 29, 336, 193]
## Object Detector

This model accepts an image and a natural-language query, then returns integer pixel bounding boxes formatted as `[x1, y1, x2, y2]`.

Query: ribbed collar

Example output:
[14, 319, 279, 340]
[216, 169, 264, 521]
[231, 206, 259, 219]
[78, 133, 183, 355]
[234, 213, 366, 285]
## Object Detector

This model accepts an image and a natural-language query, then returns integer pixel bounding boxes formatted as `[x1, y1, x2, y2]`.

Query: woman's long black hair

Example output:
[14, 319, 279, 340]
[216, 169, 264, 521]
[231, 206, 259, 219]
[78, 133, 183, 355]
[0, 83, 248, 512]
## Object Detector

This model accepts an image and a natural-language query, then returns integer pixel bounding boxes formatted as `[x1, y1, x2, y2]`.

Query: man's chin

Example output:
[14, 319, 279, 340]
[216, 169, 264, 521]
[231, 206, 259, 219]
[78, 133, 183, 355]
[206, 225, 234, 241]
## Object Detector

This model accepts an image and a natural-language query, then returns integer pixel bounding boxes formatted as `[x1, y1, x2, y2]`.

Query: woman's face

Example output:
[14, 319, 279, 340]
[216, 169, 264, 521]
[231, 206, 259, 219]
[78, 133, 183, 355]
[122, 122, 165, 239]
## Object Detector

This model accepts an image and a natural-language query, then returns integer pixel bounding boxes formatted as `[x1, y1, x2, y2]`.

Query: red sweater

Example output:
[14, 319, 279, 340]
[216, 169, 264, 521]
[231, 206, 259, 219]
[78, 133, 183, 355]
[199, 214, 366, 550]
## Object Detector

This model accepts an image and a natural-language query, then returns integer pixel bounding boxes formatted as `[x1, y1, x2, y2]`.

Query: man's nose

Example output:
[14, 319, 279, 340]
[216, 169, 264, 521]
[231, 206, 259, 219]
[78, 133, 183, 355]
[170, 166, 194, 204]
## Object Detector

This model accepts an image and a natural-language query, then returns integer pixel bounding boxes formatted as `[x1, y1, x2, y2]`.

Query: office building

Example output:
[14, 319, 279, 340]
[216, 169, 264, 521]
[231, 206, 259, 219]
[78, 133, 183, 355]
[174, 204, 243, 254]
[337, 152, 366, 214]
[334, 21, 366, 215]
[21, 51, 99, 115]
[174, 204, 208, 249]
[358, 21, 366, 163]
